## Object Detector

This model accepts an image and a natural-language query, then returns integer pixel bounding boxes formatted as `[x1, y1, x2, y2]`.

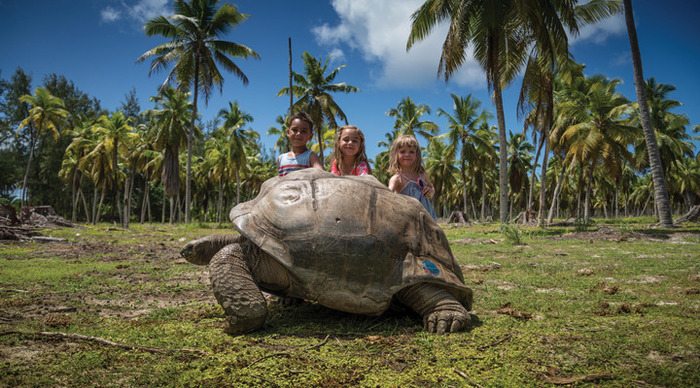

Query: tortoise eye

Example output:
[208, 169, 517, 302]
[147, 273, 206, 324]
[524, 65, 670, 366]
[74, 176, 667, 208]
[275, 184, 302, 205]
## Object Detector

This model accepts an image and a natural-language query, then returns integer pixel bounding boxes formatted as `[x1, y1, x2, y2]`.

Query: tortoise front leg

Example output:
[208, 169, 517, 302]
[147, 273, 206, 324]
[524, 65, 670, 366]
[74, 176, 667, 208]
[396, 283, 470, 334]
[209, 243, 267, 334]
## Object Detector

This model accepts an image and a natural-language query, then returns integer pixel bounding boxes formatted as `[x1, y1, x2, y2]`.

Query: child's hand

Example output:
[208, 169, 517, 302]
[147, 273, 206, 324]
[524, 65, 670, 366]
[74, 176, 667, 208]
[422, 185, 434, 199]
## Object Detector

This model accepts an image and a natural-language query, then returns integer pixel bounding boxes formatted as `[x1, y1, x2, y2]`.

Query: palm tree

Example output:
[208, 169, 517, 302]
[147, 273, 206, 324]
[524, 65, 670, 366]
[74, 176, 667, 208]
[373, 129, 399, 185]
[91, 112, 133, 222]
[278, 51, 358, 165]
[267, 115, 289, 155]
[388, 97, 438, 142]
[216, 101, 257, 205]
[623, 0, 673, 227]
[425, 137, 458, 216]
[138, 0, 260, 223]
[631, 79, 694, 178]
[308, 123, 336, 166]
[517, 2, 621, 225]
[437, 93, 490, 216]
[407, 0, 600, 223]
[507, 131, 534, 219]
[408, 0, 526, 223]
[148, 87, 192, 223]
[80, 126, 115, 224]
[557, 75, 637, 222]
[18, 87, 69, 207]
[61, 118, 98, 222]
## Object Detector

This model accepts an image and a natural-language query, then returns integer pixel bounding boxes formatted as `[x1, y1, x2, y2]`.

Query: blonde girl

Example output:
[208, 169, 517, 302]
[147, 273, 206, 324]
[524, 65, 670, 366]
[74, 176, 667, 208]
[387, 134, 437, 218]
[330, 125, 371, 176]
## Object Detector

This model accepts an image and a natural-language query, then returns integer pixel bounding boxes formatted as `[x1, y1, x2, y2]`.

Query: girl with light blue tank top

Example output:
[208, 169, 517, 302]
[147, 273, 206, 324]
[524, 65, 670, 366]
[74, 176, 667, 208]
[400, 174, 438, 219]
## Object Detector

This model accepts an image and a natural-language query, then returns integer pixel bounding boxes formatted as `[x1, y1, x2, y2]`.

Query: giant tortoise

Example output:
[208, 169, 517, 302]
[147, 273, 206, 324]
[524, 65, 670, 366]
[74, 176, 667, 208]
[181, 169, 472, 334]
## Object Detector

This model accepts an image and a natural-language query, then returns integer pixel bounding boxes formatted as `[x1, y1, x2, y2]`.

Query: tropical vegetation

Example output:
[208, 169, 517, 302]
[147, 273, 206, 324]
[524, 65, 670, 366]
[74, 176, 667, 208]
[1, 0, 698, 227]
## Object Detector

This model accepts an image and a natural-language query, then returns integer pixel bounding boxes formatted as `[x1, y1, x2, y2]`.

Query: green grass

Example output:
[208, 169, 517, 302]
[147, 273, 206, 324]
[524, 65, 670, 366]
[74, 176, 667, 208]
[1, 220, 699, 386]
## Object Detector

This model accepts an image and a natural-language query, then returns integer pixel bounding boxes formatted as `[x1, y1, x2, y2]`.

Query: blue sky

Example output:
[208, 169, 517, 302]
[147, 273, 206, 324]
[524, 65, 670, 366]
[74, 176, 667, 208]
[2, 0, 698, 159]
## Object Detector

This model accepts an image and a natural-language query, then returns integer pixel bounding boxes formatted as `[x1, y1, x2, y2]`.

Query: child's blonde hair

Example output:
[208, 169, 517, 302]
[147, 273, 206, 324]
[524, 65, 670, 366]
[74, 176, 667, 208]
[332, 125, 371, 172]
[388, 134, 425, 175]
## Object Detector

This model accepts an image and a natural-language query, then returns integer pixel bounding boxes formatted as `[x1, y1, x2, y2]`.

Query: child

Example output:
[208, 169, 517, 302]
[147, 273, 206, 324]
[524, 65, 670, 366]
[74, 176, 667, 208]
[387, 135, 437, 219]
[330, 125, 372, 176]
[277, 112, 323, 176]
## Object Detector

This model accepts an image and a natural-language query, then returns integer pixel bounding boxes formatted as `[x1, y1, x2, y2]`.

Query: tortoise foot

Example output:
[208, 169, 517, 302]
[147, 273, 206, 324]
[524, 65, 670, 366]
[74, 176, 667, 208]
[424, 307, 470, 334]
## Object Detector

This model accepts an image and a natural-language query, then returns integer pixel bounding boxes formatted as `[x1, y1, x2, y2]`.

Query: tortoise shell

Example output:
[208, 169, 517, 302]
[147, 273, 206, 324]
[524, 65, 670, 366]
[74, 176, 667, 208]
[230, 169, 472, 315]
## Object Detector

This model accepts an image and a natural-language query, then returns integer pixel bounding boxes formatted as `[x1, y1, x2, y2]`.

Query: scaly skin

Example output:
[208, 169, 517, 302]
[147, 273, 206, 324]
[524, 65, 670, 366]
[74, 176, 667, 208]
[181, 234, 241, 265]
[209, 243, 267, 334]
[396, 283, 471, 334]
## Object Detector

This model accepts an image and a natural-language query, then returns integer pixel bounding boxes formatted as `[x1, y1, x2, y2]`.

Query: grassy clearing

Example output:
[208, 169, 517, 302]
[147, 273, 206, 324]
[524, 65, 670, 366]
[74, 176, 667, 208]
[1, 221, 699, 386]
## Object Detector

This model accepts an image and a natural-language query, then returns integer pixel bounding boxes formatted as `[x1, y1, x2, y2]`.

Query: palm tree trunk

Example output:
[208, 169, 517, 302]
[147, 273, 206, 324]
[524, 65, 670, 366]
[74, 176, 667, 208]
[546, 164, 566, 225]
[288, 37, 293, 114]
[623, 0, 673, 227]
[112, 139, 120, 223]
[71, 168, 79, 222]
[480, 175, 486, 222]
[316, 120, 325, 168]
[186, 57, 201, 224]
[96, 188, 106, 224]
[584, 167, 593, 223]
[79, 184, 90, 223]
[20, 129, 36, 208]
[493, 82, 509, 224]
[217, 180, 224, 224]
[235, 169, 241, 206]
[528, 133, 544, 213]
[640, 191, 652, 216]
[147, 189, 152, 223]
[91, 186, 98, 224]
[537, 139, 551, 227]
[537, 98, 553, 227]
[140, 179, 149, 223]
[161, 190, 166, 223]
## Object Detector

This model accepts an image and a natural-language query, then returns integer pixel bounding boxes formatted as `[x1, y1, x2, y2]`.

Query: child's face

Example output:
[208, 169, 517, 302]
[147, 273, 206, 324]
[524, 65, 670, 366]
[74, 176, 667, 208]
[287, 118, 313, 149]
[338, 128, 362, 159]
[397, 146, 417, 170]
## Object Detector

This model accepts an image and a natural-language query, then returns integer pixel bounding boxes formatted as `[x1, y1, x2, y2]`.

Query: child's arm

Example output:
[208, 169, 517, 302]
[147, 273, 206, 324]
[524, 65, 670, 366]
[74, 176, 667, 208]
[309, 152, 324, 170]
[388, 174, 402, 193]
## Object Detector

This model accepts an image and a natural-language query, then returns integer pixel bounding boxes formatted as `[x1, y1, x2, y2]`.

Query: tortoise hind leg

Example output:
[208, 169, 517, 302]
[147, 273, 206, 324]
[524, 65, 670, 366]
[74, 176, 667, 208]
[209, 243, 267, 334]
[396, 283, 470, 334]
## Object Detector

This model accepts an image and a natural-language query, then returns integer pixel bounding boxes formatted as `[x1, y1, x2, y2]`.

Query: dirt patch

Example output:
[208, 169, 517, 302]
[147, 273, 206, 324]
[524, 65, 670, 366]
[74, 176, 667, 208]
[556, 227, 656, 242]
[453, 237, 500, 245]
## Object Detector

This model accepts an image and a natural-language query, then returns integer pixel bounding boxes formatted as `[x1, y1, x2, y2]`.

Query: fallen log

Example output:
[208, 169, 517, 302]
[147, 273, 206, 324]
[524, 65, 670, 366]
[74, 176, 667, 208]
[675, 205, 700, 224]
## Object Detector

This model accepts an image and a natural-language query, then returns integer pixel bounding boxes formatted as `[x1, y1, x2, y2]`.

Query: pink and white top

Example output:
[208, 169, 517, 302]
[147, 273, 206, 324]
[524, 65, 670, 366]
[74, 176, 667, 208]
[330, 160, 371, 176]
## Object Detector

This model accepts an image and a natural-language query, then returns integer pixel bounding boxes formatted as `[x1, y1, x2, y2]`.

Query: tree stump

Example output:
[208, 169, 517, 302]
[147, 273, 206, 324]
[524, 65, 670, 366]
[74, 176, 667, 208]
[448, 211, 468, 224]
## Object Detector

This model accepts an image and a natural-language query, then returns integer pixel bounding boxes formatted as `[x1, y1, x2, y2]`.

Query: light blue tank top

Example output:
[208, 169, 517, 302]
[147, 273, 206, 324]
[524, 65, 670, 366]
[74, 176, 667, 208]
[277, 149, 312, 176]
[400, 179, 437, 219]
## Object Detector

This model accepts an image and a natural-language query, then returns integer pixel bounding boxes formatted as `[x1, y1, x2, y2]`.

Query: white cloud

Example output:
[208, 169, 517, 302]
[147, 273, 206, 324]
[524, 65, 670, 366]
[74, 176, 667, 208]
[126, 0, 171, 24]
[313, 0, 484, 90]
[98, 0, 170, 26]
[328, 48, 346, 63]
[101, 6, 121, 23]
[570, 14, 626, 45]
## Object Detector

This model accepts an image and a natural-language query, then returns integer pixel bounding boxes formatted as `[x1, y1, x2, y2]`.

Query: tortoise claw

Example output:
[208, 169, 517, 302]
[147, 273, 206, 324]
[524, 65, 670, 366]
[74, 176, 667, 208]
[424, 310, 470, 334]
